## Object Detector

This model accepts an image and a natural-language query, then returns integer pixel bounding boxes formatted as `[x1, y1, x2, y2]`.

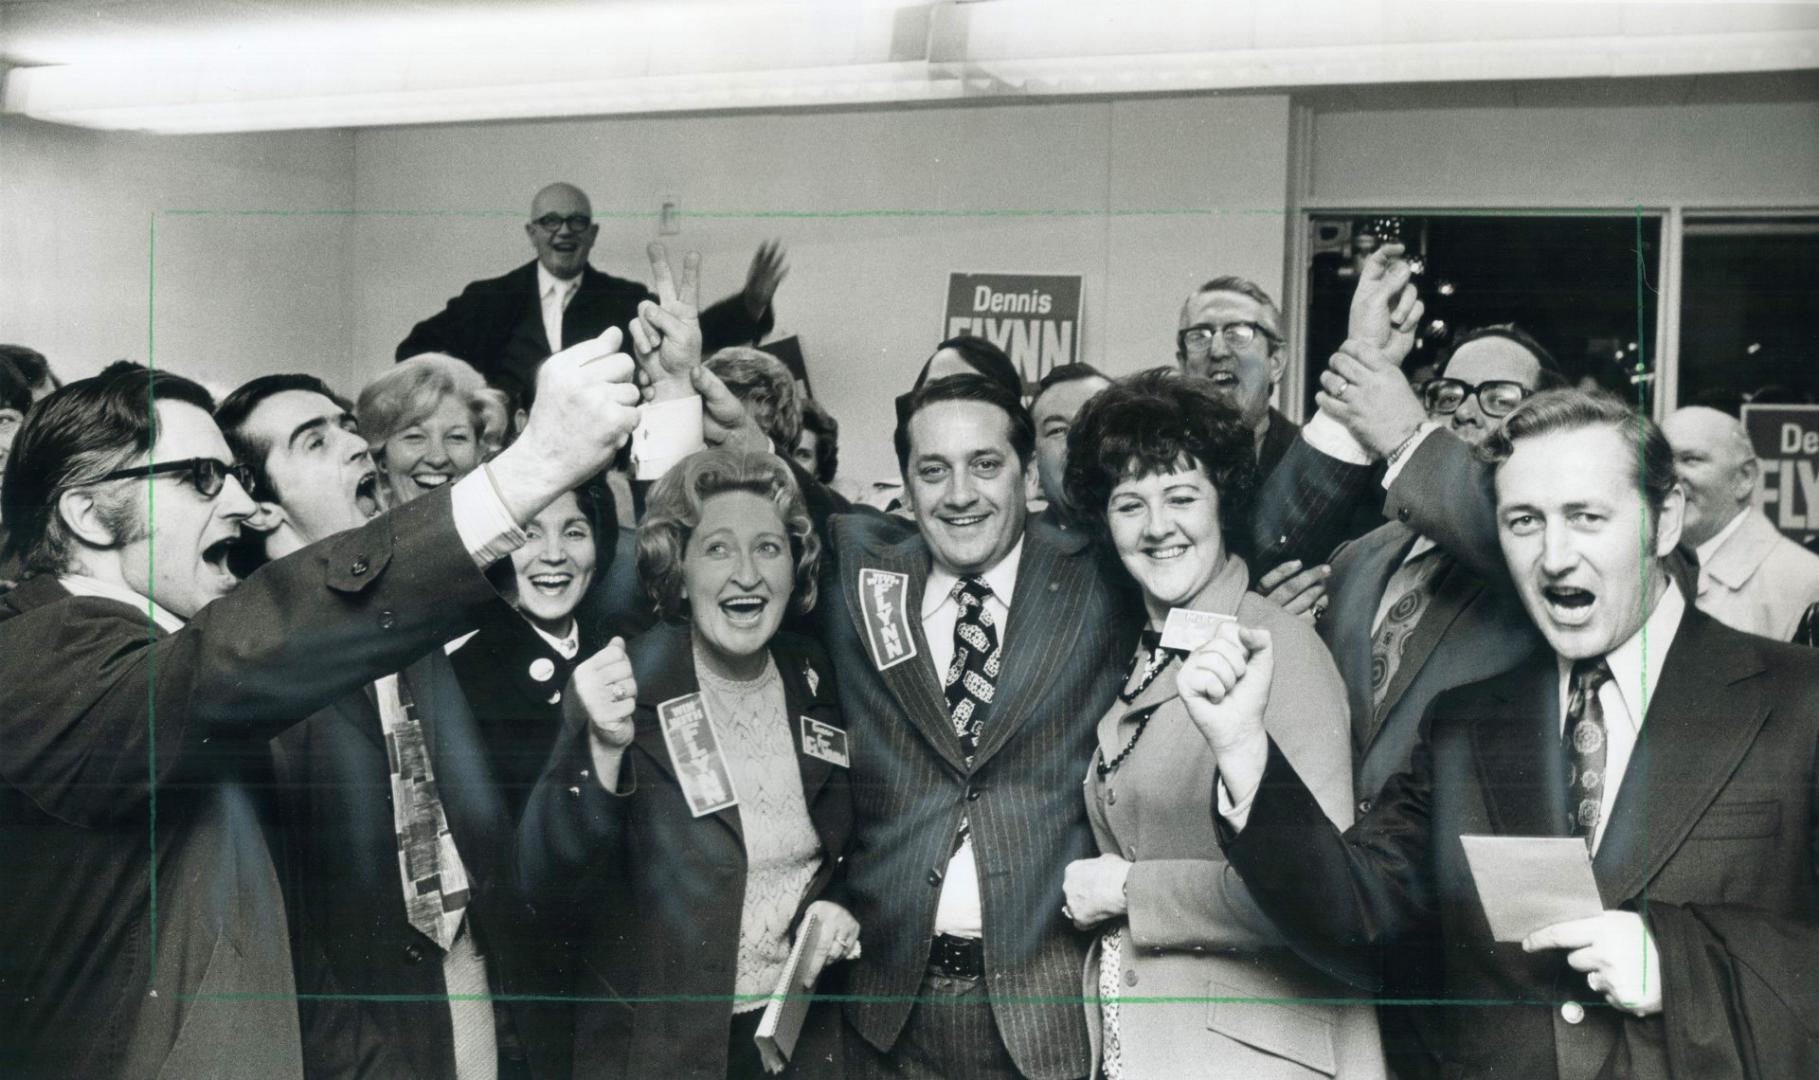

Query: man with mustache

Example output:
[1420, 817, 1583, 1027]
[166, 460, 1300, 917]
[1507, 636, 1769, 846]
[396, 181, 787, 412]
[0, 337, 641, 1078]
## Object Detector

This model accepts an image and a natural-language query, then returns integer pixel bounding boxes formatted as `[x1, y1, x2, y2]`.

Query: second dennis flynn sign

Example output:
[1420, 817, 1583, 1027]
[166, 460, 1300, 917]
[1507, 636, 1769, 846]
[943, 272, 1082, 389]
[1744, 403, 1819, 545]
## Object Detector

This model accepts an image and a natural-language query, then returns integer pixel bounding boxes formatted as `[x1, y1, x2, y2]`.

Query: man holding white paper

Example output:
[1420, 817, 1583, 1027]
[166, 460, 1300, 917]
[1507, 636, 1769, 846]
[1184, 389, 1819, 1079]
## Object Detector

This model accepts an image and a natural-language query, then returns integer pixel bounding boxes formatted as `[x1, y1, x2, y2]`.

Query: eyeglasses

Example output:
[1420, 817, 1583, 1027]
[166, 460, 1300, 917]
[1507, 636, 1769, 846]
[1177, 321, 1278, 355]
[1423, 378, 1532, 418]
[93, 457, 256, 499]
[530, 213, 593, 234]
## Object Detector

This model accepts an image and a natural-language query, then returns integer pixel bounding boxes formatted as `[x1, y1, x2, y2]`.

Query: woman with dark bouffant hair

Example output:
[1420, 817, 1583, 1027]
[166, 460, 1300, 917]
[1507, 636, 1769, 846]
[522, 448, 857, 1079]
[1058, 369, 1385, 1079]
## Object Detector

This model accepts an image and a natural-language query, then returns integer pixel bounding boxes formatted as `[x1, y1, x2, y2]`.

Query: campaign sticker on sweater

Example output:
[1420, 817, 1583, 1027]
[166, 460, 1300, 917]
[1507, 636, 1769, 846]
[858, 568, 918, 671]
[800, 716, 850, 768]
[658, 692, 740, 817]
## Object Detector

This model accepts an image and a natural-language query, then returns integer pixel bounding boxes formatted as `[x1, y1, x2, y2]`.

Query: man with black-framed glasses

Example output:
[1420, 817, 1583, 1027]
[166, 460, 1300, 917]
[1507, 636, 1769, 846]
[0, 341, 643, 1078]
[397, 181, 785, 412]
[1174, 275, 1299, 480]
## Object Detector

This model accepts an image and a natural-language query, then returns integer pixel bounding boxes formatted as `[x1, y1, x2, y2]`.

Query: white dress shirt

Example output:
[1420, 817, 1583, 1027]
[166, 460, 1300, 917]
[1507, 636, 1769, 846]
[1555, 580, 1683, 853]
[921, 539, 1024, 940]
[536, 262, 582, 353]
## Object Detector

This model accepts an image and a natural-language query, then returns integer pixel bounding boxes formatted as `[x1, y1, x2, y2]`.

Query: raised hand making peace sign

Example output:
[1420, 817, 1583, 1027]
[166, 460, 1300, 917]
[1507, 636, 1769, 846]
[628, 242, 704, 403]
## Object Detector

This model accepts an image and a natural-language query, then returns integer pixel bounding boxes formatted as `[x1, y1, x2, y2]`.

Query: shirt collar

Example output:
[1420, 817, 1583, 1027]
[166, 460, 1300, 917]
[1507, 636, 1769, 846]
[58, 574, 185, 634]
[1555, 572, 1685, 730]
[536, 261, 581, 300]
[924, 536, 1024, 619]
[528, 617, 580, 660]
[1694, 504, 1750, 568]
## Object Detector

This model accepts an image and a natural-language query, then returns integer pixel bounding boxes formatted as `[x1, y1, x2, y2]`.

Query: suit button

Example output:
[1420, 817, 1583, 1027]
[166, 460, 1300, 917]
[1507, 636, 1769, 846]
[1397, 507, 1412, 523]
[350, 557, 369, 576]
[1358, 798, 1373, 815]
[403, 943, 424, 964]
[379, 609, 397, 630]
[926, 870, 942, 887]
[1192, 945, 1205, 953]
[1560, 1001, 1585, 1025]
[1124, 969, 1138, 988]
[966, 787, 980, 802]
[1106, 789, 1116, 806]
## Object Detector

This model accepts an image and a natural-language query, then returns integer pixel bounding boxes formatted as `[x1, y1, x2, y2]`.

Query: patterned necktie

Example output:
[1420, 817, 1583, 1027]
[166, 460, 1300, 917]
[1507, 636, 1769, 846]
[1370, 548, 1449, 708]
[383, 677, 471, 951]
[1563, 658, 1614, 849]
[944, 576, 1001, 760]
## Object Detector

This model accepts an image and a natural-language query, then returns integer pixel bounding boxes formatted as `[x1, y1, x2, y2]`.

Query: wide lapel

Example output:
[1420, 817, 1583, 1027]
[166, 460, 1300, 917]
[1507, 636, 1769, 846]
[1328, 524, 1415, 753]
[1593, 612, 1772, 904]
[970, 520, 1096, 768]
[1367, 556, 1485, 748]
[776, 640, 838, 810]
[627, 622, 746, 847]
[1468, 652, 1573, 840]
[838, 528, 968, 771]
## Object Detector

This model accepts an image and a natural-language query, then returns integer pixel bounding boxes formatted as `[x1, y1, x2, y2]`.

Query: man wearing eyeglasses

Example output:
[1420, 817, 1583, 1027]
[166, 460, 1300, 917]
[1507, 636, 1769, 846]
[1175, 276, 1299, 479]
[396, 181, 785, 411]
[0, 341, 641, 1077]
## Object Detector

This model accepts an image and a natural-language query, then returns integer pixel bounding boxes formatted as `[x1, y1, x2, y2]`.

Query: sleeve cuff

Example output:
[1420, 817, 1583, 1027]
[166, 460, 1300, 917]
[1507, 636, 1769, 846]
[1380, 422, 1443, 490]
[453, 467, 529, 568]
[1216, 773, 1256, 833]
[1301, 411, 1373, 466]
[631, 394, 706, 480]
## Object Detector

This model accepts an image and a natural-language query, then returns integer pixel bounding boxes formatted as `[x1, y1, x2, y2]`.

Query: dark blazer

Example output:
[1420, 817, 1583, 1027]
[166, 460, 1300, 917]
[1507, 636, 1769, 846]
[450, 599, 602, 822]
[1249, 427, 1391, 579]
[1224, 608, 1819, 1080]
[0, 487, 494, 1080]
[810, 504, 1142, 1080]
[519, 621, 852, 1080]
[1257, 406, 1300, 482]
[272, 647, 573, 1080]
[395, 260, 773, 407]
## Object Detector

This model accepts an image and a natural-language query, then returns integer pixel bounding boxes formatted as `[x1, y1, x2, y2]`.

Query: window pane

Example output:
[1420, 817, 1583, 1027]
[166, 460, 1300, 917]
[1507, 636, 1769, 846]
[1304, 214, 1660, 416]
[1679, 219, 1819, 412]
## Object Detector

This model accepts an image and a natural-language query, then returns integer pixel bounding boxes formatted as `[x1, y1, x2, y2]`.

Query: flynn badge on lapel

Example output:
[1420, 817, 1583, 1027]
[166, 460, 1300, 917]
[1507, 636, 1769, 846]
[657, 693, 740, 817]
[800, 716, 850, 768]
[858, 568, 917, 672]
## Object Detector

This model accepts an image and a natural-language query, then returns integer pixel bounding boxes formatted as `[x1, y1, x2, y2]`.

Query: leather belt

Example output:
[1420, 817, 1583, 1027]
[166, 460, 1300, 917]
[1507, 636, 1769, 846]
[929, 933, 983, 979]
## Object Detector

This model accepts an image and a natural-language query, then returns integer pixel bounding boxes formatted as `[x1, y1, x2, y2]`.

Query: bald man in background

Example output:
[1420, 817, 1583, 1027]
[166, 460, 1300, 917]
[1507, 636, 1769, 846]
[1664, 404, 1819, 640]
[397, 182, 786, 410]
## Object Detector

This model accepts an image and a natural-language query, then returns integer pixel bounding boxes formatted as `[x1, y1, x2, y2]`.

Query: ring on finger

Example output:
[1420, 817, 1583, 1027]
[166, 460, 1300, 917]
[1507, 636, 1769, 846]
[1333, 377, 1350, 399]
[610, 682, 627, 702]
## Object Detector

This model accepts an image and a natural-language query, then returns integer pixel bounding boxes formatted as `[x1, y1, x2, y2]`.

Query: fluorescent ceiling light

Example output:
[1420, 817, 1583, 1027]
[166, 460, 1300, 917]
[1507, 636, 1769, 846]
[4, 0, 1815, 133]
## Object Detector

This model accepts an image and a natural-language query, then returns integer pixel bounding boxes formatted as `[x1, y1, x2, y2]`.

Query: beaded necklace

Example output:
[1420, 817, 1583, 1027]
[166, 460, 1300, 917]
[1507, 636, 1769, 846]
[1096, 636, 1181, 780]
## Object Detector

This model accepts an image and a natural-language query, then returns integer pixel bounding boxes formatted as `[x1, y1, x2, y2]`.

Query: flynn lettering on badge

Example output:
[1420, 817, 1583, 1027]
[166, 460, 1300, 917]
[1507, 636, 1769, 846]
[858, 568, 918, 671]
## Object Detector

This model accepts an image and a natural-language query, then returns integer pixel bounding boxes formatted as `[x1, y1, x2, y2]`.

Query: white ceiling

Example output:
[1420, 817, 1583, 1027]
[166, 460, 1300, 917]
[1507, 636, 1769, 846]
[3, 1, 1816, 133]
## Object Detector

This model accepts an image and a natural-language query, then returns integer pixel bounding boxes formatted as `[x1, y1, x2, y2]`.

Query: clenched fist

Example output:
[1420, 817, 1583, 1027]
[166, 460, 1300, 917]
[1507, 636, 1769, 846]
[1177, 621, 1274, 807]
[570, 637, 637, 789]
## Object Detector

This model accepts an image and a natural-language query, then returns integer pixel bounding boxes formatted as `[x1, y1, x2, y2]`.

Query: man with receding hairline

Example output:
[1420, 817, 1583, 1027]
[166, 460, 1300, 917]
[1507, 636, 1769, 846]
[396, 181, 786, 410]
[1664, 404, 1819, 640]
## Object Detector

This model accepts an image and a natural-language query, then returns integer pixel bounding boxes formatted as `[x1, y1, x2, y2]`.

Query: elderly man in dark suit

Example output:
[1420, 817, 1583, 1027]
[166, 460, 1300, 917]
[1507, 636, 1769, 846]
[1189, 388, 1819, 1080]
[396, 181, 785, 409]
[215, 373, 582, 1080]
[1175, 275, 1299, 480]
[0, 346, 640, 1077]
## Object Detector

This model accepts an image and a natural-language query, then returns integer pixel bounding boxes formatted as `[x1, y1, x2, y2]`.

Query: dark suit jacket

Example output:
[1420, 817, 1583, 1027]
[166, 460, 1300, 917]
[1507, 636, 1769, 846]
[0, 487, 494, 1080]
[808, 501, 1142, 1080]
[1257, 406, 1300, 482]
[395, 261, 773, 407]
[1225, 608, 1819, 1080]
[272, 648, 572, 1080]
[519, 622, 852, 1080]
[450, 599, 602, 823]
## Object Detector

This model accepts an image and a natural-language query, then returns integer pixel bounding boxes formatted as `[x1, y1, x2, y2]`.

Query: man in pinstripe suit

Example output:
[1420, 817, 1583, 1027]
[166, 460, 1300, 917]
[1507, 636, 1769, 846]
[777, 373, 1141, 1079]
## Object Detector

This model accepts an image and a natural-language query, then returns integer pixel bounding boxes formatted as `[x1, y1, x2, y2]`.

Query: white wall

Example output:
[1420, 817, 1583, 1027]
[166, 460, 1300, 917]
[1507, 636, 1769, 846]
[349, 95, 1292, 483]
[1308, 92, 1819, 208]
[0, 116, 356, 394]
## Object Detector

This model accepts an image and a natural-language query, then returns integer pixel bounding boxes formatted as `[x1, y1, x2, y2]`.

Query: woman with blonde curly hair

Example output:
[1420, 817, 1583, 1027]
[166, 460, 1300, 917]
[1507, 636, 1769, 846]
[522, 447, 858, 1079]
[356, 353, 509, 505]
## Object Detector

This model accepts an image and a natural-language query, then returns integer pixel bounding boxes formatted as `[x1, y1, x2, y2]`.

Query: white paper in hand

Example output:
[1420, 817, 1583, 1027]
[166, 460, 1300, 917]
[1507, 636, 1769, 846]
[1460, 835, 1605, 942]
[1160, 607, 1235, 652]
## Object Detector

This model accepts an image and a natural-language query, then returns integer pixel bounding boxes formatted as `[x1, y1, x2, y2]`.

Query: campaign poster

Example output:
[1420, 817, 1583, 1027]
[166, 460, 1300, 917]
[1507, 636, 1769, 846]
[942, 272, 1082, 388]
[1743, 403, 1819, 544]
